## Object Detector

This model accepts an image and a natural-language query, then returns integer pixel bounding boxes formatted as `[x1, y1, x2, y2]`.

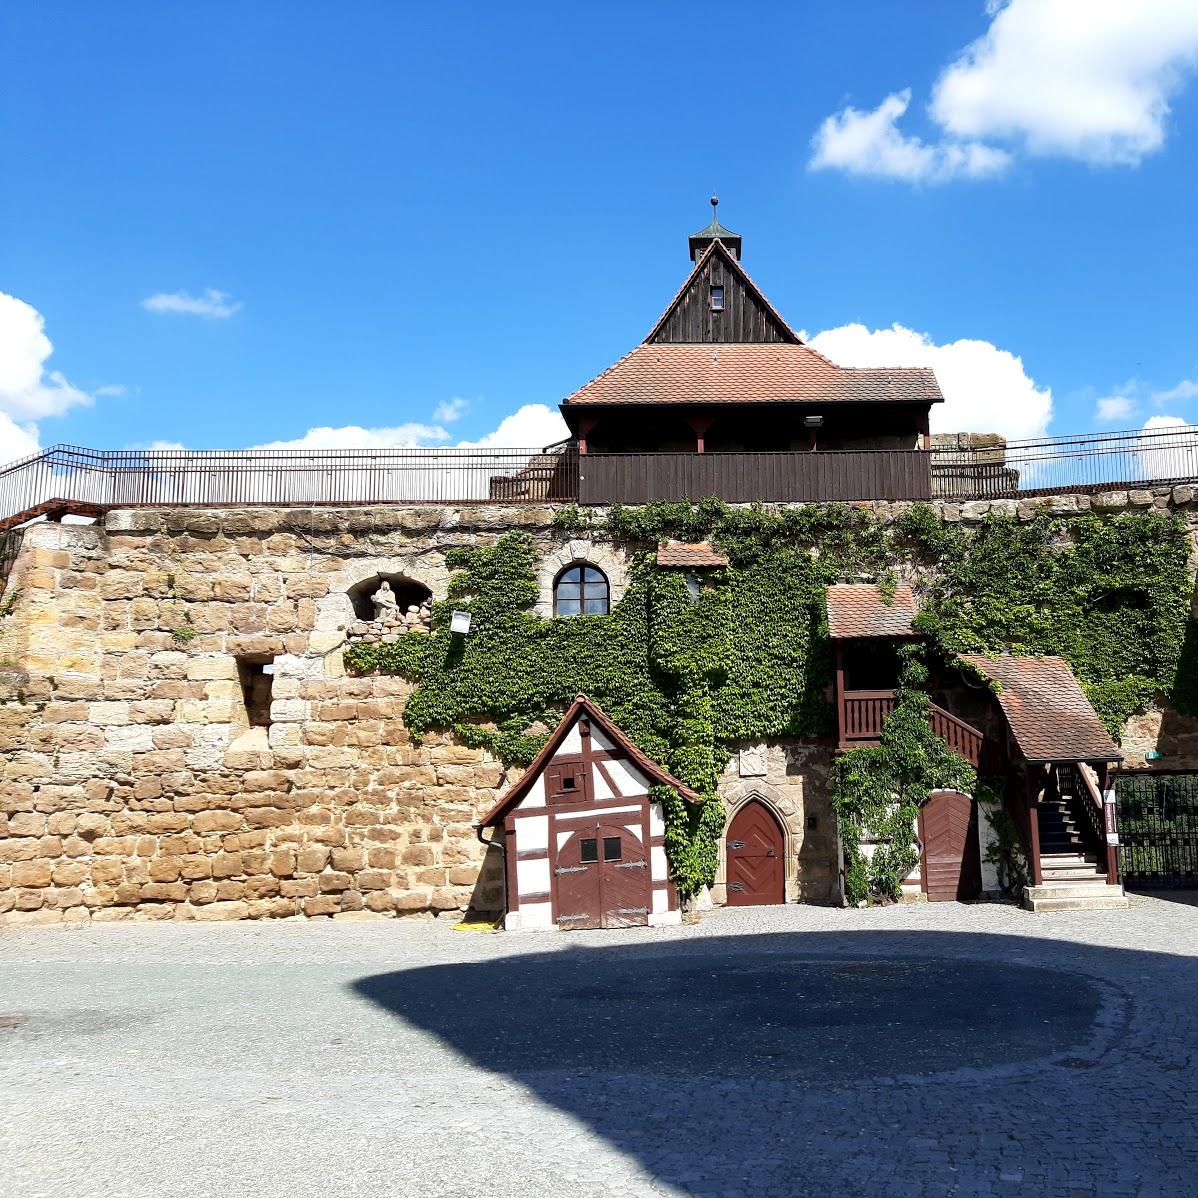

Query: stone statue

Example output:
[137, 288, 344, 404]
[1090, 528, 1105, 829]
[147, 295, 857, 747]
[371, 579, 399, 621]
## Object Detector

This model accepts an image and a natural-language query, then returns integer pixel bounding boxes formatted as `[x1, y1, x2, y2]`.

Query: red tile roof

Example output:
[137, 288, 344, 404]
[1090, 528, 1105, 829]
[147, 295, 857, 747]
[826, 584, 918, 639]
[959, 655, 1122, 763]
[657, 541, 729, 568]
[561, 343, 943, 407]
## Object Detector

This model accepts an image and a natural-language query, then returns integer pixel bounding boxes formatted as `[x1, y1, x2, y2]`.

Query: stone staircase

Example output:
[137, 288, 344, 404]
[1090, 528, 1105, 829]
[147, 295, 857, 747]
[1022, 791, 1129, 912]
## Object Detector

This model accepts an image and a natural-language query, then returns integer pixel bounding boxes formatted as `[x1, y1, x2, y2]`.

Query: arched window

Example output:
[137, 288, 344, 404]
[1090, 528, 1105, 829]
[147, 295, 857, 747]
[554, 564, 609, 617]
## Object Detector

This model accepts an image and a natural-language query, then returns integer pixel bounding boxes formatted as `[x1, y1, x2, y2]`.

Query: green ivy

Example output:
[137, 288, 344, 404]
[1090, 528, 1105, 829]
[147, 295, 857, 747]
[344, 500, 1197, 901]
[831, 645, 979, 904]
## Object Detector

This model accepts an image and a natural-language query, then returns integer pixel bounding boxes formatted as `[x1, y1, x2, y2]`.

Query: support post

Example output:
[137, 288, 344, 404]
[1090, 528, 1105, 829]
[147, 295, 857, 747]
[835, 644, 847, 750]
[1028, 766, 1044, 887]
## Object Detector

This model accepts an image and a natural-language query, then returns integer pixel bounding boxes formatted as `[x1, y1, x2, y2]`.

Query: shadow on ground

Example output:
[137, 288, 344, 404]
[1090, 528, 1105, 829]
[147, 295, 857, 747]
[352, 928, 1197, 1195]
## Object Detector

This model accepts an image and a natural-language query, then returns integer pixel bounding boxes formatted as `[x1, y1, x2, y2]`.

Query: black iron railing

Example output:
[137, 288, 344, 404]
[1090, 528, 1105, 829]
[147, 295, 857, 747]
[1116, 772, 1198, 889]
[1, 425, 1197, 529]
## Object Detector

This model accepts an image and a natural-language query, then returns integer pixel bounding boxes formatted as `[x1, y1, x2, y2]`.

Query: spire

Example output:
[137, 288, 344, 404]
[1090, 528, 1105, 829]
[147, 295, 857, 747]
[688, 194, 742, 262]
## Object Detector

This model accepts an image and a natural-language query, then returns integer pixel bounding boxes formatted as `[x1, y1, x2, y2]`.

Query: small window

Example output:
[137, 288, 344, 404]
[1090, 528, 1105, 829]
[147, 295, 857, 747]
[710, 284, 725, 311]
[562, 775, 577, 791]
[603, 836, 622, 861]
[237, 656, 275, 728]
[554, 564, 609, 617]
[580, 838, 598, 863]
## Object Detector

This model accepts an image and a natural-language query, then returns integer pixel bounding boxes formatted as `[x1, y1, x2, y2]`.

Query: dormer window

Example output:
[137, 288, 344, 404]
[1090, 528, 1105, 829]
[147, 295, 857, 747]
[710, 284, 725, 311]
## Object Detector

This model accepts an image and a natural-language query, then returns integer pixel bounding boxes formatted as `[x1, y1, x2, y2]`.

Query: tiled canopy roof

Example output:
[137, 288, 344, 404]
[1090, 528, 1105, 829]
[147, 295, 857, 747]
[959, 655, 1122, 763]
[826, 584, 918, 640]
[657, 541, 729, 568]
[561, 343, 943, 407]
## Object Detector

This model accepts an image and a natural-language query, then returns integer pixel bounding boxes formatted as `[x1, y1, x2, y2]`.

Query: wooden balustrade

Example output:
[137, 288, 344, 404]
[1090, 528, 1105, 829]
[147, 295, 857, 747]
[839, 690, 982, 766]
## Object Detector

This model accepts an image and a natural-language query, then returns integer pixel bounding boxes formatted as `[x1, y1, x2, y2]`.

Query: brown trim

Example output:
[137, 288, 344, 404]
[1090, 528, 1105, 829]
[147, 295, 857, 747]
[516, 848, 548, 861]
[1028, 765, 1044, 887]
[517, 891, 552, 904]
[479, 695, 699, 827]
[835, 644, 846, 750]
[505, 825, 519, 915]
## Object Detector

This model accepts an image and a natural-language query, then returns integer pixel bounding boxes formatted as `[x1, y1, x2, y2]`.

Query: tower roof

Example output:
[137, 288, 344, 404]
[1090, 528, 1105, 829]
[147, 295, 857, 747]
[688, 195, 742, 261]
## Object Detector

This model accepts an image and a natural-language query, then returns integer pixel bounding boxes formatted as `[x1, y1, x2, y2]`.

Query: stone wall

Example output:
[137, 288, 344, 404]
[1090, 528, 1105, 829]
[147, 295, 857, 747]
[2, 486, 1198, 925]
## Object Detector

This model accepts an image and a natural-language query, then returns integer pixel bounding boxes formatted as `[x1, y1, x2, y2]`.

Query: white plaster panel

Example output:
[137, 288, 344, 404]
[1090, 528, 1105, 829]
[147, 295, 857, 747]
[624, 825, 643, 842]
[605, 757, 649, 797]
[555, 804, 640, 824]
[556, 724, 582, 756]
[511, 902, 553, 930]
[517, 857, 550, 896]
[652, 887, 669, 915]
[648, 909, 682, 927]
[648, 803, 666, 837]
[520, 815, 549, 852]
[651, 845, 668, 881]
[591, 765, 614, 801]
[591, 727, 615, 751]
[519, 776, 546, 809]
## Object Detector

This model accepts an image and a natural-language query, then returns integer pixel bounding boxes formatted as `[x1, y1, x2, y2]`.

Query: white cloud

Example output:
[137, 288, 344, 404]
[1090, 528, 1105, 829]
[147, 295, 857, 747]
[0, 412, 40, 466]
[810, 89, 1011, 183]
[0, 292, 95, 421]
[455, 404, 569, 448]
[1137, 414, 1198, 481]
[1096, 395, 1135, 424]
[932, 0, 1198, 165]
[433, 397, 468, 424]
[253, 422, 450, 451]
[141, 288, 241, 319]
[810, 0, 1198, 182]
[1153, 378, 1198, 405]
[804, 321, 1052, 440]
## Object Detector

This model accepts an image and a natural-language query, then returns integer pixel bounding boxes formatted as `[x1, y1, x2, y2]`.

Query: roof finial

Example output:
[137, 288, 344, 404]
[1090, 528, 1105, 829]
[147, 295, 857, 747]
[710, 194, 719, 213]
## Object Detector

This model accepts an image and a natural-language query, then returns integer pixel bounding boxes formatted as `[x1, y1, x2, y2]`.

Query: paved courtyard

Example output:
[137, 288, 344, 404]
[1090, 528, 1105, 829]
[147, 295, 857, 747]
[2, 897, 1197, 1198]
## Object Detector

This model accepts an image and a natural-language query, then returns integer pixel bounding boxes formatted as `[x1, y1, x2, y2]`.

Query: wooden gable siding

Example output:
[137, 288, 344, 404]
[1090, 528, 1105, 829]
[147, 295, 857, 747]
[649, 252, 792, 345]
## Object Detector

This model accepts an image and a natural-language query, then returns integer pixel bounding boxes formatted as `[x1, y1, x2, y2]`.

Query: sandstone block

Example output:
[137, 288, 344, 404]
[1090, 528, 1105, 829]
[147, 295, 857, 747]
[318, 871, 352, 893]
[296, 847, 330, 873]
[192, 900, 250, 921]
[11, 860, 52, 887]
[331, 847, 367, 872]
[7, 812, 46, 837]
[281, 877, 319, 898]
[189, 880, 219, 904]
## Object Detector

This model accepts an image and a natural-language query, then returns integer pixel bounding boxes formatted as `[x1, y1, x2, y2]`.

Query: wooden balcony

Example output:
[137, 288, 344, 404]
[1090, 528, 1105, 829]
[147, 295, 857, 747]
[577, 450, 933, 505]
[838, 689, 983, 767]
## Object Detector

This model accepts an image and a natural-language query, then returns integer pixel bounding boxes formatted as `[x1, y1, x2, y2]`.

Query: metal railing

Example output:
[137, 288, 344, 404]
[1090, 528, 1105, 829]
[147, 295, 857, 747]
[0, 444, 580, 530]
[2, 424, 1197, 529]
[1116, 772, 1198, 889]
[932, 424, 1198, 498]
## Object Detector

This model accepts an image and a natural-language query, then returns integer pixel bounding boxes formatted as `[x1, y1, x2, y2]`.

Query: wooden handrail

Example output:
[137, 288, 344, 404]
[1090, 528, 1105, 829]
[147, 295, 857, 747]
[1076, 763, 1120, 885]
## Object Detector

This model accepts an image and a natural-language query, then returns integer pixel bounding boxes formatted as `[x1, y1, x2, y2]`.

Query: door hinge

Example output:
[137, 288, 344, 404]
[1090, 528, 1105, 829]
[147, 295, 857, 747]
[557, 913, 588, 923]
[616, 907, 649, 916]
[728, 882, 744, 892]
[614, 860, 647, 869]
[554, 865, 588, 875]
[728, 840, 745, 850]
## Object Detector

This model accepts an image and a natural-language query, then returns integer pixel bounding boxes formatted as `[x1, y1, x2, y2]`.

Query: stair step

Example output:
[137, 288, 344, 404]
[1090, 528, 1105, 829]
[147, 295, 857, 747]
[1023, 883, 1129, 910]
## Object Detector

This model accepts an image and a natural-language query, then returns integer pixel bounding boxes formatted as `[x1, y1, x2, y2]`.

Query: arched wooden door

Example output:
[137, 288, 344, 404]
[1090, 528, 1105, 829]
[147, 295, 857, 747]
[554, 822, 651, 930]
[726, 799, 785, 906]
[918, 791, 982, 902]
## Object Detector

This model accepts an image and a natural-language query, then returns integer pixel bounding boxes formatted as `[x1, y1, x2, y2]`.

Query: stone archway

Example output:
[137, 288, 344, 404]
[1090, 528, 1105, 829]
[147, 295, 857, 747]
[714, 782, 798, 906]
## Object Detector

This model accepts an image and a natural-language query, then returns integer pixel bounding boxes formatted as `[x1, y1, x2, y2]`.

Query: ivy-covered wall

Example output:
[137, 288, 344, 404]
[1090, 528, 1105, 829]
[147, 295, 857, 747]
[345, 499, 1198, 900]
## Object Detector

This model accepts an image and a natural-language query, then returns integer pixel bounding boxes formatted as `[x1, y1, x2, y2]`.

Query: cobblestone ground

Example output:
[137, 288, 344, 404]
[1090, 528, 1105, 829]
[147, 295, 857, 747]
[1, 895, 1197, 1198]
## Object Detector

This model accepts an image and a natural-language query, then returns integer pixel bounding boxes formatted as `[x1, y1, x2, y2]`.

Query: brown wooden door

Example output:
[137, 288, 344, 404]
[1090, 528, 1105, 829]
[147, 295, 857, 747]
[554, 822, 650, 930]
[726, 800, 785, 906]
[919, 791, 982, 902]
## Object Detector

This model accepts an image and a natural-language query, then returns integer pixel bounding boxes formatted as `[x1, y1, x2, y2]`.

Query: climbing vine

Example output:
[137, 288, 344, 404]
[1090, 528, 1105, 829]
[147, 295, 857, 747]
[831, 644, 978, 904]
[345, 500, 1197, 900]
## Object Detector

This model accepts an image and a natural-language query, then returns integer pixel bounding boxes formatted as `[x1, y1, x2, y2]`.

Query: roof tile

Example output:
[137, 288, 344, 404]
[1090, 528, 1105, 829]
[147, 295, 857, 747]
[826, 584, 918, 639]
[657, 541, 729, 568]
[959, 655, 1121, 762]
[562, 343, 942, 407]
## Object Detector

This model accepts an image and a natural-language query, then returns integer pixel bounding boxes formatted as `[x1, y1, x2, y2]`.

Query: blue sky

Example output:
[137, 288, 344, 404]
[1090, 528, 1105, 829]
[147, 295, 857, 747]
[3, 1, 1198, 461]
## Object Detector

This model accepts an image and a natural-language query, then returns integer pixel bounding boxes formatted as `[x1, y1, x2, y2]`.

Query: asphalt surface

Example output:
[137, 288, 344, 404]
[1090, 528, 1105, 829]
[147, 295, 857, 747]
[1, 896, 1196, 1198]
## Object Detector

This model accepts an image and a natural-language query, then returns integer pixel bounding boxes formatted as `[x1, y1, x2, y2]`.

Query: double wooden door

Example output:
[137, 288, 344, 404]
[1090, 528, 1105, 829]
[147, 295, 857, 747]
[726, 800, 785, 905]
[554, 822, 650, 930]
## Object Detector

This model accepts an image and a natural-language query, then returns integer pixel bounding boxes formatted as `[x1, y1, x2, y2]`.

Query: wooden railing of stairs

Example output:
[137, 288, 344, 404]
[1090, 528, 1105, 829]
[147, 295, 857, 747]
[839, 691, 983, 766]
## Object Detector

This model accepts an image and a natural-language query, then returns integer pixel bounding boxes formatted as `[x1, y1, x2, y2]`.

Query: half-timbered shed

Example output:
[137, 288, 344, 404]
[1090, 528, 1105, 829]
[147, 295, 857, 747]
[479, 696, 697, 931]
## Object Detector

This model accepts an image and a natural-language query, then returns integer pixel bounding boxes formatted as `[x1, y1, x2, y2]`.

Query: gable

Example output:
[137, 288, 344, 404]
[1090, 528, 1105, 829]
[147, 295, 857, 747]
[479, 695, 698, 826]
[647, 240, 799, 346]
